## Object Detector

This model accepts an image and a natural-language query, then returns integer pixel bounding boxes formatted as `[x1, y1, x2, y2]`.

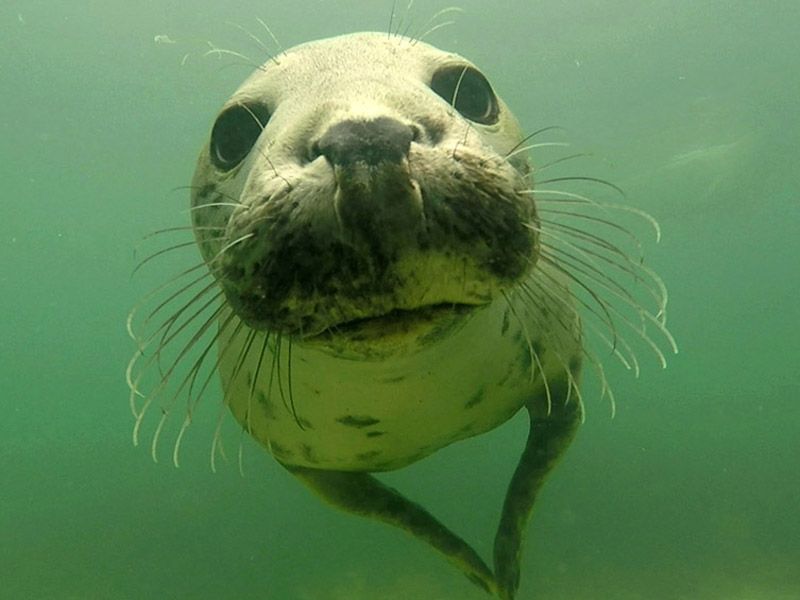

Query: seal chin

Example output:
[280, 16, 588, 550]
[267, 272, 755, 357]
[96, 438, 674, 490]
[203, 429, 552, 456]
[300, 302, 480, 359]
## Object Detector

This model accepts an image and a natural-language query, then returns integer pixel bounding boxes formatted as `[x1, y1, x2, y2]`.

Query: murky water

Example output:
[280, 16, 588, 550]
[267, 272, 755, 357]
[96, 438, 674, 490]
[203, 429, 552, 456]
[2, 1, 798, 598]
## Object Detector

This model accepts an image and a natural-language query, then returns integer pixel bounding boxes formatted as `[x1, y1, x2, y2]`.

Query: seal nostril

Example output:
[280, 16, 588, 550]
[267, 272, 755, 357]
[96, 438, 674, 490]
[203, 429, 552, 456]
[317, 117, 414, 167]
[303, 139, 324, 164]
[409, 123, 422, 143]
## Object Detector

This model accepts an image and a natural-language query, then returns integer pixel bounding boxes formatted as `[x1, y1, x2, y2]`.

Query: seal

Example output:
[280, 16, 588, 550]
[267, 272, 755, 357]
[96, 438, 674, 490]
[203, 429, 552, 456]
[129, 31, 675, 599]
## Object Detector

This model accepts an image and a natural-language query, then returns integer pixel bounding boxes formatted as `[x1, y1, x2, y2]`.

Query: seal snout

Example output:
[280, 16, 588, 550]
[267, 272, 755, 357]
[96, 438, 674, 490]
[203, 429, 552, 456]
[308, 116, 425, 246]
[313, 117, 416, 167]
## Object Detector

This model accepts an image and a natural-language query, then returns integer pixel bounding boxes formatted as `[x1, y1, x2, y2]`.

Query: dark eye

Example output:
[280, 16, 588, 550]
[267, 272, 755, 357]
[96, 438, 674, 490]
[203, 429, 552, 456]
[209, 103, 271, 171]
[430, 65, 499, 125]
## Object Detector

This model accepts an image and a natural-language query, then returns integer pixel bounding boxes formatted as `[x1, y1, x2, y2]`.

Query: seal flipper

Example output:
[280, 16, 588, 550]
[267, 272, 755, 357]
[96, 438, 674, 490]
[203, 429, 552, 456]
[493, 380, 583, 600]
[283, 465, 499, 596]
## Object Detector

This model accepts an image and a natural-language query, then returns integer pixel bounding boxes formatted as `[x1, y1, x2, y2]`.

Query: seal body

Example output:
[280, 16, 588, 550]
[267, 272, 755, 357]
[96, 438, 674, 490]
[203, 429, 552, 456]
[217, 284, 577, 472]
[188, 32, 587, 599]
[191, 33, 582, 472]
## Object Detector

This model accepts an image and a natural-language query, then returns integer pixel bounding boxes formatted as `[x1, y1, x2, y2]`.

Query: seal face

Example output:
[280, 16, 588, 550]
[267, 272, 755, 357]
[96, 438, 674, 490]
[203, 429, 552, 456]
[131, 30, 675, 600]
[191, 33, 538, 357]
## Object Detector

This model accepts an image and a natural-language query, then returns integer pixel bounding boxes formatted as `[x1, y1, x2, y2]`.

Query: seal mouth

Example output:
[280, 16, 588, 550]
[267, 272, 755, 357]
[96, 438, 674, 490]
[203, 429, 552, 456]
[307, 302, 478, 344]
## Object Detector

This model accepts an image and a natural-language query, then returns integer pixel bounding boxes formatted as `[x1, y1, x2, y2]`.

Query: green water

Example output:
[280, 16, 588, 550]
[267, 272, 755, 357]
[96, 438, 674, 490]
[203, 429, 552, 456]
[2, 1, 798, 599]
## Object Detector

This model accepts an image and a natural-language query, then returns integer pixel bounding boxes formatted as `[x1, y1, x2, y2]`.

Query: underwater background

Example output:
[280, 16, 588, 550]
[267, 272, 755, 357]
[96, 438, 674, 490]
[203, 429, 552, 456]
[1, 1, 798, 598]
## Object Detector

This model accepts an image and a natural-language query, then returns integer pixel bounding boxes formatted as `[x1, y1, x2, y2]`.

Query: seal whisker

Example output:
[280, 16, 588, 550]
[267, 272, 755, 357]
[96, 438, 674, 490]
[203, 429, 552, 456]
[412, 19, 458, 44]
[537, 232, 650, 310]
[394, 0, 415, 38]
[450, 66, 470, 108]
[173, 314, 245, 469]
[137, 288, 222, 400]
[246, 332, 271, 436]
[532, 253, 619, 350]
[536, 214, 642, 263]
[504, 126, 566, 159]
[524, 188, 653, 251]
[268, 334, 283, 415]
[178, 183, 246, 206]
[237, 428, 247, 477]
[142, 225, 224, 237]
[238, 102, 287, 189]
[535, 259, 635, 379]
[388, 0, 414, 38]
[213, 232, 256, 259]
[243, 211, 280, 233]
[168, 311, 241, 467]
[511, 285, 584, 410]
[140, 272, 217, 335]
[253, 144, 293, 191]
[520, 278, 618, 412]
[172, 414, 192, 468]
[452, 119, 475, 159]
[516, 279, 580, 347]
[537, 206, 644, 249]
[210, 409, 228, 473]
[539, 252, 674, 369]
[540, 241, 671, 350]
[212, 327, 257, 473]
[149, 409, 170, 463]
[224, 20, 278, 64]
[189, 201, 245, 212]
[255, 18, 284, 60]
[536, 153, 593, 172]
[203, 43, 267, 74]
[142, 225, 225, 240]
[185, 233, 254, 286]
[267, 334, 301, 430]
[131, 293, 223, 447]
[501, 291, 552, 415]
[593, 203, 663, 244]
[525, 189, 594, 203]
[522, 270, 638, 374]
[287, 337, 302, 430]
[537, 196, 663, 246]
[141, 240, 250, 346]
[168, 184, 230, 201]
[127, 277, 220, 410]
[500, 290, 537, 384]
[388, 0, 399, 38]
[240, 102, 268, 130]
[188, 315, 244, 410]
[126, 349, 147, 417]
[447, 69, 478, 158]
[397, 0, 428, 41]
[409, 7, 463, 45]
[275, 335, 297, 428]
[132, 239, 224, 276]
[145, 280, 220, 362]
[148, 302, 228, 462]
[540, 248, 644, 344]
[504, 141, 571, 163]
[535, 222, 667, 313]
[536, 176, 627, 199]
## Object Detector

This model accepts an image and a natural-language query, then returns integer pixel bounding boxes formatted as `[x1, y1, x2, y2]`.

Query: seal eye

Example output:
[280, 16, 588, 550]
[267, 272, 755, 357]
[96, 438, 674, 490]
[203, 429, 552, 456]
[430, 65, 499, 125]
[209, 103, 271, 171]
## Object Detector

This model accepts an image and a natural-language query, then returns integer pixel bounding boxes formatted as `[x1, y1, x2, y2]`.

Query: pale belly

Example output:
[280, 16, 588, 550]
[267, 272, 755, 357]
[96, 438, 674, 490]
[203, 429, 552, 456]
[218, 285, 580, 472]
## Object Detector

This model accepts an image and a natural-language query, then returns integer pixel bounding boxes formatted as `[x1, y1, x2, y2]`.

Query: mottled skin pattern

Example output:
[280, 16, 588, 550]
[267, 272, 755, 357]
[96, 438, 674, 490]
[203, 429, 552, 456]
[191, 33, 583, 599]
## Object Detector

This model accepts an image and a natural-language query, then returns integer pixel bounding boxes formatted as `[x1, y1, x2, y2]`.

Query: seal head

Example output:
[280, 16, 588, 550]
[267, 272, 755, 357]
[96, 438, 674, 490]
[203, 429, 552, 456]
[191, 32, 538, 357]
